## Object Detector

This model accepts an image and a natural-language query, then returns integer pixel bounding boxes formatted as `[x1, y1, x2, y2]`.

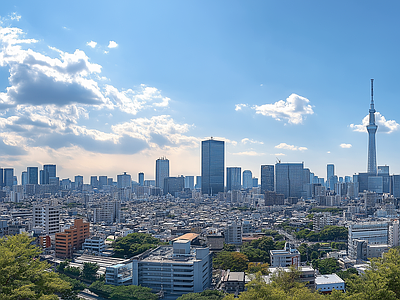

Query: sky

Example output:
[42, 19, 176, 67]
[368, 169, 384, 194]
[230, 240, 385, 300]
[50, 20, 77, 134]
[1, 1, 400, 183]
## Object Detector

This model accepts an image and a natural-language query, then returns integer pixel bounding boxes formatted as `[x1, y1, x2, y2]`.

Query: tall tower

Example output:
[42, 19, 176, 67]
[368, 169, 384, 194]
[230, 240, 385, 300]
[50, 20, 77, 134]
[201, 139, 224, 195]
[156, 157, 169, 192]
[367, 79, 378, 175]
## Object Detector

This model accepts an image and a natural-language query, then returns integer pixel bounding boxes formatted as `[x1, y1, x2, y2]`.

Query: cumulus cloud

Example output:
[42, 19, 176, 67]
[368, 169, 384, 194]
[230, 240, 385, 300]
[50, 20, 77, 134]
[350, 112, 399, 134]
[274, 153, 286, 156]
[253, 93, 313, 124]
[87, 41, 97, 48]
[10, 13, 21, 21]
[275, 142, 307, 151]
[235, 104, 247, 111]
[241, 138, 263, 145]
[231, 151, 264, 156]
[340, 143, 352, 149]
[108, 41, 118, 48]
[0, 25, 191, 158]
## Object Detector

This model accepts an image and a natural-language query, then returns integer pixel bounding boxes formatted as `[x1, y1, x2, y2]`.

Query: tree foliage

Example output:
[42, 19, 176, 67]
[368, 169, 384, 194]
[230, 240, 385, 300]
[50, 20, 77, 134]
[240, 236, 285, 264]
[89, 280, 158, 300]
[247, 262, 269, 275]
[213, 251, 249, 272]
[295, 226, 347, 242]
[113, 233, 162, 258]
[176, 290, 226, 300]
[0, 233, 72, 300]
[82, 262, 99, 281]
[312, 258, 340, 275]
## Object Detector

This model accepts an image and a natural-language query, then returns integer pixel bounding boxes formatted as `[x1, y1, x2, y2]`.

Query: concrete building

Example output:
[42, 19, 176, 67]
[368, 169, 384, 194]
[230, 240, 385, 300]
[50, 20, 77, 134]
[226, 167, 241, 191]
[242, 170, 252, 190]
[220, 270, 245, 294]
[313, 212, 333, 231]
[156, 157, 169, 192]
[93, 201, 121, 224]
[315, 274, 345, 294]
[270, 242, 300, 268]
[55, 219, 90, 258]
[83, 236, 106, 254]
[125, 240, 212, 299]
[224, 221, 242, 245]
[33, 204, 60, 235]
[260, 165, 274, 193]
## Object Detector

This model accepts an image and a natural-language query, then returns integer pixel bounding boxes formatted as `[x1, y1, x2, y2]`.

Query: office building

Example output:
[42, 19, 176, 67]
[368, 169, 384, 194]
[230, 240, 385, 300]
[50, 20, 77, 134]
[117, 172, 131, 189]
[55, 219, 90, 258]
[42, 164, 56, 184]
[226, 167, 241, 191]
[184, 175, 195, 189]
[156, 157, 169, 192]
[90, 176, 98, 188]
[94, 200, 121, 224]
[201, 139, 224, 195]
[378, 166, 391, 193]
[367, 79, 378, 175]
[327, 164, 334, 187]
[75, 175, 83, 189]
[33, 204, 60, 235]
[242, 170, 252, 189]
[195, 176, 201, 189]
[393, 175, 400, 198]
[164, 176, 185, 196]
[275, 163, 304, 199]
[21, 171, 27, 186]
[138, 172, 144, 186]
[252, 177, 258, 187]
[264, 191, 284, 206]
[315, 274, 345, 294]
[27, 167, 38, 185]
[4, 168, 14, 187]
[0, 168, 3, 188]
[98, 176, 108, 188]
[261, 165, 274, 193]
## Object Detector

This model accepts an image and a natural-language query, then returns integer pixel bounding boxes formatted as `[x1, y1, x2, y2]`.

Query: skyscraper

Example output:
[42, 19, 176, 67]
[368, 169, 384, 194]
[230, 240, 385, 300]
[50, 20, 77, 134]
[242, 170, 253, 189]
[138, 172, 144, 186]
[27, 167, 38, 185]
[367, 79, 378, 175]
[261, 165, 274, 193]
[275, 163, 304, 199]
[201, 139, 224, 195]
[226, 167, 241, 191]
[156, 157, 169, 192]
[117, 172, 131, 189]
[42, 164, 56, 184]
[4, 168, 14, 187]
[21, 171, 27, 186]
[0, 168, 3, 188]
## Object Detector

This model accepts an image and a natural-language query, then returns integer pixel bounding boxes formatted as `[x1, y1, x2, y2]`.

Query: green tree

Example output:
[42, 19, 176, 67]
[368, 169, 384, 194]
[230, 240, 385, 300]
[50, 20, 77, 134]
[213, 251, 249, 272]
[113, 233, 161, 258]
[247, 262, 269, 275]
[312, 258, 339, 274]
[177, 290, 226, 300]
[89, 280, 157, 300]
[64, 266, 82, 278]
[223, 243, 236, 251]
[0, 233, 72, 300]
[82, 262, 99, 281]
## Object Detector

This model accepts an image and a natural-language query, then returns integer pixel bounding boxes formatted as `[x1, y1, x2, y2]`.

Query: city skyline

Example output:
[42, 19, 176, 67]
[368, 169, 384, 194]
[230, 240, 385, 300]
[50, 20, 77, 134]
[1, 2, 400, 181]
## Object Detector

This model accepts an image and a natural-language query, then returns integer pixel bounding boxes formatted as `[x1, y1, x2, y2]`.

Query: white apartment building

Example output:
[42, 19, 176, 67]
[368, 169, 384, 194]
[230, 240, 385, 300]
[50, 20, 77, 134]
[83, 236, 106, 253]
[106, 240, 212, 299]
[33, 204, 60, 235]
[224, 221, 242, 245]
[270, 242, 300, 268]
[93, 200, 121, 224]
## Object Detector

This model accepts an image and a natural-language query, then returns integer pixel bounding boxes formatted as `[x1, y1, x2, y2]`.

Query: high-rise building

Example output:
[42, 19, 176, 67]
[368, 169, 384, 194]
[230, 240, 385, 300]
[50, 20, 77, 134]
[201, 139, 224, 195]
[42, 164, 56, 184]
[90, 176, 98, 188]
[275, 163, 304, 199]
[75, 175, 83, 189]
[252, 177, 258, 187]
[156, 157, 169, 192]
[242, 170, 253, 189]
[117, 172, 131, 189]
[195, 176, 202, 189]
[261, 165, 274, 193]
[226, 167, 241, 191]
[33, 204, 60, 235]
[184, 175, 195, 189]
[21, 171, 28, 186]
[164, 176, 185, 196]
[27, 167, 38, 185]
[367, 79, 378, 175]
[138, 172, 144, 186]
[327, 164, 335, 189]
[99, 176, 108, 188]
[4, 168, 14, 187]
[0, 168, 3, 188]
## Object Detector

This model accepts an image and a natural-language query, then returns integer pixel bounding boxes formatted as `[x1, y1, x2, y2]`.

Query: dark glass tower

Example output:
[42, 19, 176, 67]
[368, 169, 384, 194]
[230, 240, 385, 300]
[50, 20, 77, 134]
[261, 165, 274, 193]
[156, 157, 169, 192]
[201, 139, 224, 195]
[27, 167, 38, 185]
[367, 79, 378, 175]
[226, 167, 241, 191]
[275, 163, 304, 199]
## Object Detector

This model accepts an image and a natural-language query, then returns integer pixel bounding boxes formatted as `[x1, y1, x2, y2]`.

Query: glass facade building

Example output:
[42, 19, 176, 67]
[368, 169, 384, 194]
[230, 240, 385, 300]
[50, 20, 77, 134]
[201, 139, 224, 195]
[242, 170, 253, 189]
[275, 163, 304, 199]
[156, 157, 169, 191]
[226, 167, 241, 191]
[261, 165, 274, 193]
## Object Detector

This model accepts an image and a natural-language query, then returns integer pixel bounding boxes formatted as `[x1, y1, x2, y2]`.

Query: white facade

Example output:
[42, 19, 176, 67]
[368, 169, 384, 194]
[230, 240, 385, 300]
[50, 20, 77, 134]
[315, 274, 345, 293]
[93, 201, 121, 224]
[270, 243, 300, 268]
[389, 220, 400, 247]
[224, 222, 242, 245]
[33, 204, 60, 234]
[83, 236, 106, 253]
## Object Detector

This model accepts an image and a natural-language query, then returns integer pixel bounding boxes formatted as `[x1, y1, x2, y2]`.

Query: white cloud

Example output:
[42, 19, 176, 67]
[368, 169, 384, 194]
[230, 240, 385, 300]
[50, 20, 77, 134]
[87, 41, 97, 48]
[235, 104, 247, 111]
[253, 93, 314, 124]
[10, 13, 21, 21]
[275, 142, 307, 151]
[108, 41, 118, 48]
[241, 138, 263, 145]
[340, 143, 352, 149]
[274, 153, 286, 156]
[350, 112, 399, 134]
[327, 151, 331, 154]
[231, 151, 264, 156]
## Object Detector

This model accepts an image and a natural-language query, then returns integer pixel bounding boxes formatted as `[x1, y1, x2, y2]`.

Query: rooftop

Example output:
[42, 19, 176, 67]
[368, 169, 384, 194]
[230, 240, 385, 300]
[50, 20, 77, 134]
[315, 274, 344, 285]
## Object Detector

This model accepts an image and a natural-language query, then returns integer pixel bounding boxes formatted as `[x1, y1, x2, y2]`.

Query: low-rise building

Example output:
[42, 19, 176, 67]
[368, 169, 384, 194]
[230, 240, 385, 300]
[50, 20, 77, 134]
[83, 236, 106, 254]
[315, 274, 345, 294]
[270, 242, 300, 267]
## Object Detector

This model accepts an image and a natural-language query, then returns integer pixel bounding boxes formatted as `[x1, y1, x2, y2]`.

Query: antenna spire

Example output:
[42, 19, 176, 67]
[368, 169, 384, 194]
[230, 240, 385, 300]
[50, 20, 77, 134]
[371, 78, 374, 104]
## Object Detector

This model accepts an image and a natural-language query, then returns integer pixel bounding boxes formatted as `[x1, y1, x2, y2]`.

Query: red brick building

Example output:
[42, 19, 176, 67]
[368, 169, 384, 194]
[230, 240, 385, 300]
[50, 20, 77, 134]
[55, 219, 90, 258]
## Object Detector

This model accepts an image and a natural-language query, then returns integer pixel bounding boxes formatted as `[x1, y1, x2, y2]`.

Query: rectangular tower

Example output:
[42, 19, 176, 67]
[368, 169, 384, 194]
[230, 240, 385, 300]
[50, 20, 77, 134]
[226, 167, 241, 191]
[27, 167, 38, 185]
[275, 163, 304, 199]
[261, 165, 274, 193]
[201, 139, 224, 195]
[156, 158, 169, 192]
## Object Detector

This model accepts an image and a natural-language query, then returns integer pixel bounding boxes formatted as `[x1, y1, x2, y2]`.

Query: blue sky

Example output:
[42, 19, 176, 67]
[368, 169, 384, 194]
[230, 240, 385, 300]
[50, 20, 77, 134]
[1, 1, 400, 183]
